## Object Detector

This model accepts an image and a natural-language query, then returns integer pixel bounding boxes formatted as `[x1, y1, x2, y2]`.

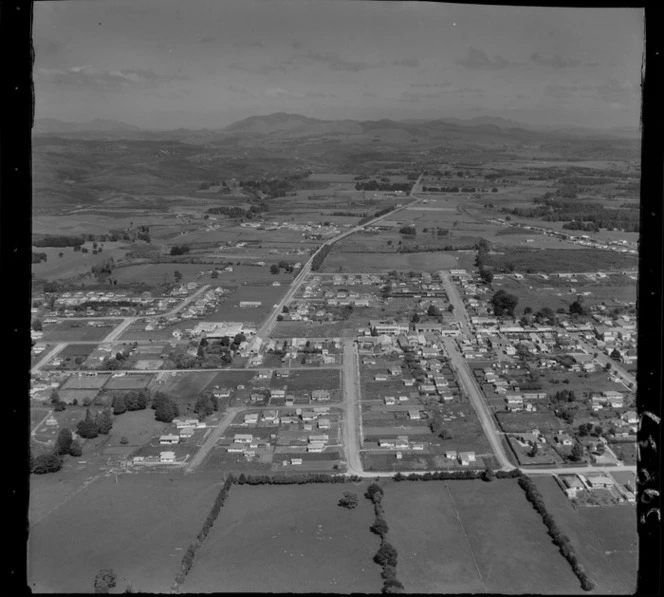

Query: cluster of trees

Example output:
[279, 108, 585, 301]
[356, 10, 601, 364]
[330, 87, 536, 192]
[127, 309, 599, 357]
[551, 389, 577, 403]
[207, 203, 268, 219]
[428, 412, 452, 440]
[577, 422, 604, 438]
[270, 260, 295, 274]
[507, 197, 639, 232]
[112, 390, 149, 414]
[77, 407, 113, 439]
[32, 251, 48, 264]
[49, 389, 68, 412]
[475, 238, 491, 270]
[152, 392, 180, 423]
[93, 569, 117, 593]
[311, 244, 331, 272]
[354, 180, 411, 192]
[518, 476, 595, 591]
[490, 289, 519, 317]
[170, 244, 191, 256]
[398, 226, 416, 236]
[31, 451, 64, 474]
[365, 483, 404, 593]
[33, 234, 85, 248]
[569, 297, 588, 316]
[91, 257, 115, 279]
[193, 392, 219, 420]
[240, 175, 307, 199]
[175, 475, 235, 587]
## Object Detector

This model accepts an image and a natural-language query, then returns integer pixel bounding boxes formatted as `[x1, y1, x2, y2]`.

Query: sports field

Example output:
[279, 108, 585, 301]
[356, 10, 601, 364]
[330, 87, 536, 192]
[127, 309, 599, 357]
[28, 472, 224, 593]
[383, 479, 581, 594]
[182, 483, 382, 593]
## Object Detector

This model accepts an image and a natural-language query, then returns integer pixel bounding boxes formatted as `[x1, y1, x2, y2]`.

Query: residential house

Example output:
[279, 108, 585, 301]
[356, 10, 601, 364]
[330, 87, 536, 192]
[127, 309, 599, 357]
[159, 434, 180, 445]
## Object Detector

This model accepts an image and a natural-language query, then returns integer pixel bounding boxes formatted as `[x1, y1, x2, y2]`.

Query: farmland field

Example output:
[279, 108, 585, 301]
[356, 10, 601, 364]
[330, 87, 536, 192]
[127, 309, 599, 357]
[41, 320, 121, 342]
[32, 241, 131, 281]
[182, 483, 382, 593]
[532, 476, 636, 593]
[319, 250, 460, 273]
[28, 472, 224, 593]
[383, 479, 581, 594]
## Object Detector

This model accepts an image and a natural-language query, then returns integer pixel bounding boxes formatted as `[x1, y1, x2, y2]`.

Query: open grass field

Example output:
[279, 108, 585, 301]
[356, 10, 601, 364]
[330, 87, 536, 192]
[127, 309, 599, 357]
[382, 479, 581, 594]
[32, 242, 131, 281]
[61, 373, 111, 390]
[206, 285, 288, 324]
[154, 370, 219, 401]
[58, 343, 97, 359]
[320, 249, 460, 273]
[28, 472, 224, 593]
[485, 247, 637, 274]
[270, 320, 358, 338]
[532, 476, 636, 594]
[41, 320, 120, 342]
[182, 483, 382, 593]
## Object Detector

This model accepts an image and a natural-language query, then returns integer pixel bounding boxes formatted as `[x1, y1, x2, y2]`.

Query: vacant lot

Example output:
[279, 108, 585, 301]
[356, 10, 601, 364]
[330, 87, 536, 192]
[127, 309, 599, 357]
[28, 472, 223, 593]
[183, 483, 381, 593]
[383, 479, 581, 594]
[271, 369, 340, 392]
[532, 476, 636, 593]
[207, 284, 288, 324]
[61, 373, 110, 390]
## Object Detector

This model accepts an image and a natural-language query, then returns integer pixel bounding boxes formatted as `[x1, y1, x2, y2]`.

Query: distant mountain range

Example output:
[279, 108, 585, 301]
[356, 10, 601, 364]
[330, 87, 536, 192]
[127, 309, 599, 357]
[34, 113, 640, 139]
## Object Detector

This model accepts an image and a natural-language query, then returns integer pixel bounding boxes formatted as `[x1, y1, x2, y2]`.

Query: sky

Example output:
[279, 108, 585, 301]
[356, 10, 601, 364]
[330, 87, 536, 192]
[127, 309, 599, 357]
[33, 0, 644, 130]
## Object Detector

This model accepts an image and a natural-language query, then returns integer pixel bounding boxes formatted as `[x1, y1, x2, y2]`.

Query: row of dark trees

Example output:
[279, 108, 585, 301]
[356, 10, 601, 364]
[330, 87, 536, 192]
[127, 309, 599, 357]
[366, 483, 405, 593]
[393, 469, 522, 482]
[355, 180, 411, 192]
[518, 476, 595, 591]
[112, 390, 149, 414]
[174, 475, 235, 587]
[33, 234, 85, 248]
[311, 244, 331, 272]
[170, 244, 191, 256]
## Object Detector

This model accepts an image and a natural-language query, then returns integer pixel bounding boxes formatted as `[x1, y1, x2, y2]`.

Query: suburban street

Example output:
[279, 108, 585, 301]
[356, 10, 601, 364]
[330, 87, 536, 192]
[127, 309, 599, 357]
[185, 406, 243, 473]
[341, 339, 364, 476]
[440, 271, 472, 335]
[577, 337, 637, 387]
[442, 337, 514, 470]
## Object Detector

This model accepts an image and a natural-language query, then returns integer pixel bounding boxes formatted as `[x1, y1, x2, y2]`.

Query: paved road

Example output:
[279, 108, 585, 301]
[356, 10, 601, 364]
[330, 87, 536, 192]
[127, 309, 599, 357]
[341, 339, 364, 476]
[257, 196, 420, 341]
[443, 337, 513, 470]
[439, 271, 472, 336]
[185, 406, 243, 473]
[31, 343, 67, 374]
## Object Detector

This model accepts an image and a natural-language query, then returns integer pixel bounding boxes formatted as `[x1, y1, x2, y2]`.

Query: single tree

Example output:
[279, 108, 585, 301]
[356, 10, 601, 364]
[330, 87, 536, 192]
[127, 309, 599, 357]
[374, 542, 398, 567]
[370, 517, 390, 536]
[113, 394, 127, 415]
[95, 409, 114, 435]
[55, 428, 73, 455]
[570, 442, 585, 462]
[77, 408, 100, 439]
[94, 569, 117, 592]
[338, 492, 359, 509]
[69, 440, 83, 457]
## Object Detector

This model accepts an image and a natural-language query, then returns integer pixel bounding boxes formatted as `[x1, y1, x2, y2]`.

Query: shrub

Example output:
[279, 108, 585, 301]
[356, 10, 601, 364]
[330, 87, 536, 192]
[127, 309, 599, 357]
[339, 491, 359, 509]
[370, 517, 389, 537]
[32, 453, 63, 474]
[120, 436, 129, 445]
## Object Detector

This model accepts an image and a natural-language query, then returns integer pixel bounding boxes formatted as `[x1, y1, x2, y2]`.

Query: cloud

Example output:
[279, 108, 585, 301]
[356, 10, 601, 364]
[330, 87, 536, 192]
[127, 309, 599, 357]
[36, 66, 188, 89]
[228, 61, 290, 75]
[457, 47, 513, 70]
[409, 82, 451, 89]
[543, 79, 639, 104]
[303, 51, 373, 72]
[530, 52, 581, 68]
[393, 58, 419, 68]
